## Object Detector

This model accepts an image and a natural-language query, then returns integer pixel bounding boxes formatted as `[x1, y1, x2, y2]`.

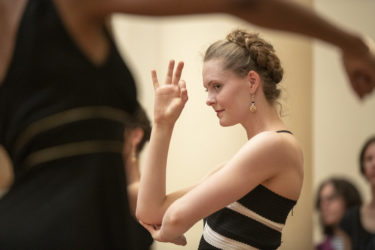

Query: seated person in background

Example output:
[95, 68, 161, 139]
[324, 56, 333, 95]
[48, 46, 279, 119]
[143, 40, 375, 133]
[340, 136, 375, 250]
[315, 177, 362, 250]
[123, 106, 153, 250]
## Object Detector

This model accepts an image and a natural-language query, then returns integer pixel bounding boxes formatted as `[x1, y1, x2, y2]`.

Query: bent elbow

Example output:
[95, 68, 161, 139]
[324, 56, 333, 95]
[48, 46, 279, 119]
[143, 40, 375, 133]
[163, 205, 187, 229]
[135, 206, 163, 225]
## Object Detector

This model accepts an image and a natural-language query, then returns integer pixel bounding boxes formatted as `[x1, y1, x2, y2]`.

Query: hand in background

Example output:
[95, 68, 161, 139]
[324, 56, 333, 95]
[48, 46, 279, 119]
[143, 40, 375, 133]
[343, 35, 375, 99]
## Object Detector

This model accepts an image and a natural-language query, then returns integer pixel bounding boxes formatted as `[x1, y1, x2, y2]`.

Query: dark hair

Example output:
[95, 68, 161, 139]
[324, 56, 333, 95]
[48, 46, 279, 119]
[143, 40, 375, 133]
[359, 136, 375, 176]
[315, 177, 362, 235]
[204, 29, 283, 105]
[125, 106, 151, 154]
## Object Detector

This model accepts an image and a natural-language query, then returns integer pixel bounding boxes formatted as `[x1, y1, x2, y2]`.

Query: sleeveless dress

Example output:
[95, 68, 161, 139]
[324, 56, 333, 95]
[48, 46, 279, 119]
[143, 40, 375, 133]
[0, 0, 142, 248]
[198, 131, 297, 250]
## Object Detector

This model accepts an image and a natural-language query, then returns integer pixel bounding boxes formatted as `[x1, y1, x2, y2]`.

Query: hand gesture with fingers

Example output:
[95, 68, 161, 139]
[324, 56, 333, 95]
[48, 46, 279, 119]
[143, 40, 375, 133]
[152, 60, 188, 126]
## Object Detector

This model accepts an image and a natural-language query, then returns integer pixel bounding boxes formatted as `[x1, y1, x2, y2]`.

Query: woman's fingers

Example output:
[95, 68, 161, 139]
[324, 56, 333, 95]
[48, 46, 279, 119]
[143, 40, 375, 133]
[354, 73, 373, 97]
[153, 59, 185, 91]
[165, 60, 184, 85]
[151, 70, 159, 89]
[165, 60, 175, 84]
[139, 220, 153, 231]
[172, 61, 184, 85]
[173, 235, 187, 246]
[179, 80, 188, 102]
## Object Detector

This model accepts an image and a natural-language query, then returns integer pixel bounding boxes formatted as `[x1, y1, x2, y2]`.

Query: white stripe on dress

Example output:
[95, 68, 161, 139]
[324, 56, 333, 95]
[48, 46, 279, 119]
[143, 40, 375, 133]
[226, 202, 284, 232]
[203, 223, 259, 250]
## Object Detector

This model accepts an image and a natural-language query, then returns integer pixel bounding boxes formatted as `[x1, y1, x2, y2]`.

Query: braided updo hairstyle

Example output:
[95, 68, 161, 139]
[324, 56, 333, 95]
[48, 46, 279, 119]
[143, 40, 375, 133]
[204, 29, 283, 104]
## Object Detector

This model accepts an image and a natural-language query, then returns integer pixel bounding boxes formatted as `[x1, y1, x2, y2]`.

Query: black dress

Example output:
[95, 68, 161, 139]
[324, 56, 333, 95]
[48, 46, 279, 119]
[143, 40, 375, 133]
[198, 130, 297, 250]
[0, 0, 148, 249]
[198, 185, 296, 250]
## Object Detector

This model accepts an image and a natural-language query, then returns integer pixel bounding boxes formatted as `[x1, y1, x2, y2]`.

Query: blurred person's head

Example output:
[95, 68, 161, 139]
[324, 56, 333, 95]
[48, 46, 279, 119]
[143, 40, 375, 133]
[315, 177, 362, 235]
[359, 136, 375, 186]
[123, 106, 151, 161]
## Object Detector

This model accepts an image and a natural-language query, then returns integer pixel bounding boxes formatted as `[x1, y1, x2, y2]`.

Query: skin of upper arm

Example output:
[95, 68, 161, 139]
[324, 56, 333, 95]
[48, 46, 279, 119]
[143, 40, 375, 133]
[60, 0, 261, 21]
[85, 0, 231, 17]
[163, 132, 297, 233]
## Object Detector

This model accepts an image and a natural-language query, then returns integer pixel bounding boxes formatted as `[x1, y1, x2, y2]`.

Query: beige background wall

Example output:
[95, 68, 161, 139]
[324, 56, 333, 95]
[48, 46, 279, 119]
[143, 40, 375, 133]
[313, 0, 375, 244]
[112, 0, 313, 248]
[1, 0, 374, 249]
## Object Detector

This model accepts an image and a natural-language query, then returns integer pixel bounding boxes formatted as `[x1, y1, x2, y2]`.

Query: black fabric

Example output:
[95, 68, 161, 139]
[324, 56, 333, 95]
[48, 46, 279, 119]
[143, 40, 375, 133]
[238, 184, 296, 223]
[0, 0, 145, 248]
[206, 207, 281, 249]
[340, 206, 375, 250]
[276, 130, 293, 135]
[199, 185, 296, 250]
[198, 238, 221, 250]
[129, 217, 154, 250]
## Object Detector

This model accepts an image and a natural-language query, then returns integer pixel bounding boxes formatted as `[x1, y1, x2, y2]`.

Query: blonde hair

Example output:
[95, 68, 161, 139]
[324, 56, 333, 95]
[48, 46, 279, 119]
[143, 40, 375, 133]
[204, 29, 283, 104]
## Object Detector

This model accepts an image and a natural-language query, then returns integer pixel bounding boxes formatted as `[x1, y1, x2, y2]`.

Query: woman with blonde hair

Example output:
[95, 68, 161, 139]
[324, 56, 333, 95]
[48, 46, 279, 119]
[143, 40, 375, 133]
[137, 30, 304, 249]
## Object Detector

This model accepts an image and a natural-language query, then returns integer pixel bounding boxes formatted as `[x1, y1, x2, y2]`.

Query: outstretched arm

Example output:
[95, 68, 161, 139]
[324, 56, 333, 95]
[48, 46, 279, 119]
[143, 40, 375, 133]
[231, 0, 375, 99]
[69, 0, 375, 98]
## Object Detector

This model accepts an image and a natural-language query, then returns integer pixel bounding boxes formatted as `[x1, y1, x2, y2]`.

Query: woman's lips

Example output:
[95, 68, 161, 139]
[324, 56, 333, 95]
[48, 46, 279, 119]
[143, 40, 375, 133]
[215, 109, 224, 117]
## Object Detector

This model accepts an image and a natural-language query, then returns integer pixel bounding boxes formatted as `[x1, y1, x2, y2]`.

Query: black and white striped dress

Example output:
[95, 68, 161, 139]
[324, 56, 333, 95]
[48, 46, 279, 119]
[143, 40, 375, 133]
[198, 184, 296, 250]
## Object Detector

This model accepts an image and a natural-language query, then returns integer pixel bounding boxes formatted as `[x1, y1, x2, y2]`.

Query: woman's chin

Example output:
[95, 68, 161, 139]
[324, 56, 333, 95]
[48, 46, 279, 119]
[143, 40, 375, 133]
[219, 119, 234, 127]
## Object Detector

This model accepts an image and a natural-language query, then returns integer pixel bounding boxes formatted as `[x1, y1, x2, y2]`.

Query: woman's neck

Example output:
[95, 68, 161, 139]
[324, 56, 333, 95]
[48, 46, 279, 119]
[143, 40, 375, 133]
[242, 104, 285, 139]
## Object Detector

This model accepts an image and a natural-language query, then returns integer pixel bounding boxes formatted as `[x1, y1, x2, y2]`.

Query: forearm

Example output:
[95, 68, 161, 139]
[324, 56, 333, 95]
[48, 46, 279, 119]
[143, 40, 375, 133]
[157, 201, 198, 242]
[82, 0, 369, 56]
[136, 123, 174, 224]
[232, 0, 368, 56]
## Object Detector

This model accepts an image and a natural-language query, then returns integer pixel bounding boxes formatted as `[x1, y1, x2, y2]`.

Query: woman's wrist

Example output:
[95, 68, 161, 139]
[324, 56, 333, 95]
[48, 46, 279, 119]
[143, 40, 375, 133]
[340, 33, 371, 57]
[153, 120, 176, 131]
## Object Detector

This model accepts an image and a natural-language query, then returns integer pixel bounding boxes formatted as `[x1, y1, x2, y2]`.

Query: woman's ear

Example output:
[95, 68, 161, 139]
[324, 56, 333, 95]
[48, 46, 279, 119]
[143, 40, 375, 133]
[247, 70, 261, 94]
[131, 128, 144, 147]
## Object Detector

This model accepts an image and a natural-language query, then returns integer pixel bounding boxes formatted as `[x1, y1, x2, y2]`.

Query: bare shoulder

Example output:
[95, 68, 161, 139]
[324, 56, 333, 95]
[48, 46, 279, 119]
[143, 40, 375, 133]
[245, 131, 303, 162]
[240, 131, 304, 180]
[244, 131, 304, 199]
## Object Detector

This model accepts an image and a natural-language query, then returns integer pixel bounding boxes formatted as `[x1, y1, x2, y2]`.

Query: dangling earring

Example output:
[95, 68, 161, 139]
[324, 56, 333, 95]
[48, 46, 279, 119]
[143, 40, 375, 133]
[249, 95, 256, 113]
[131, 149, 137, 163]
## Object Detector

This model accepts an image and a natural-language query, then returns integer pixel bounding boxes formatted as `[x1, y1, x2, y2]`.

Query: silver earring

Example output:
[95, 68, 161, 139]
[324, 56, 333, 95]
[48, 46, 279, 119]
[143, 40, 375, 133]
[250, 95, 256, 113]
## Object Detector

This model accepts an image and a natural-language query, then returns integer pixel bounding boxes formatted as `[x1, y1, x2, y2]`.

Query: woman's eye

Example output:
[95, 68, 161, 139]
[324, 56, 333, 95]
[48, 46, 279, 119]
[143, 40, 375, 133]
[214, 84, 222, 90]
[366, 155, 373, 162]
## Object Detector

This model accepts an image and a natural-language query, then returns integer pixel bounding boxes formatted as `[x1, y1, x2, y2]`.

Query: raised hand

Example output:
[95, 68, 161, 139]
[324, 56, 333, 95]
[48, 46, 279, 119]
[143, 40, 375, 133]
[152, 60, 188, 126]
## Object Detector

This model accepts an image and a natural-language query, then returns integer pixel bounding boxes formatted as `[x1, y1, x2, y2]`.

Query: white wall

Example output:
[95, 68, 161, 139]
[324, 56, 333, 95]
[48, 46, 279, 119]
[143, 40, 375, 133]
[313, 0, 375, 244]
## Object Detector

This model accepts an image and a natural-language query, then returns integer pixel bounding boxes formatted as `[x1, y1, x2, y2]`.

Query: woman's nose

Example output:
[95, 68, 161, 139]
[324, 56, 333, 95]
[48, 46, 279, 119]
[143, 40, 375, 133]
[206, 93, 215, 106]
